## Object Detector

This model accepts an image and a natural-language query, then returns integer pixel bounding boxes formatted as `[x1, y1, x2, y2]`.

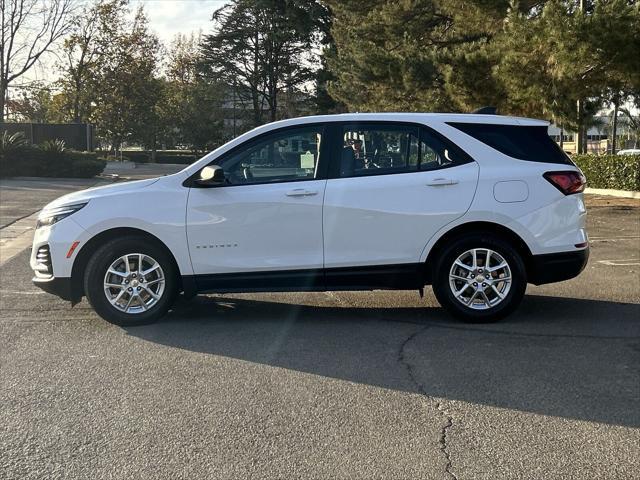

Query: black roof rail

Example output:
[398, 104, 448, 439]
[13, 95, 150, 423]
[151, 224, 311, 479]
[472, 106, 497, 115]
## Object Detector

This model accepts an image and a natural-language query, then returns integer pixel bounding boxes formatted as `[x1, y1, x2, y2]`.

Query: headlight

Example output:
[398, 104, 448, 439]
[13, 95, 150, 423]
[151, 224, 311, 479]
[36, 202, 87, 228]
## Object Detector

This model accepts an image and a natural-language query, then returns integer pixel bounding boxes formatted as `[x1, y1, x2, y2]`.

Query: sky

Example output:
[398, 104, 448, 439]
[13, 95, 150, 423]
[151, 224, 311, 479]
[24, 0, 227, 84]
[130, 0, 227, 44]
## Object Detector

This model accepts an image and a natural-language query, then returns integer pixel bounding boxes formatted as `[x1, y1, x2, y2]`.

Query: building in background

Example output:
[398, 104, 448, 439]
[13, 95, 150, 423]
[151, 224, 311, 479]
[549, 114, 639, 155]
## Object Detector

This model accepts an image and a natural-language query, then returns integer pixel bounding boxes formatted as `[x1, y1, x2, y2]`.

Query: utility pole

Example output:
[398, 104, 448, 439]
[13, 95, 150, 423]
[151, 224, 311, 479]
[575, 0, 588, 154]
[611, 98, 619, 154]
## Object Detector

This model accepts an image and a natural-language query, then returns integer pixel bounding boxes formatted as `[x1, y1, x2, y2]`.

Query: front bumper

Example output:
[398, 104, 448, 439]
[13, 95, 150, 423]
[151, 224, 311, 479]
[32, 276, 76, 301]
[528, 248, 589, 285]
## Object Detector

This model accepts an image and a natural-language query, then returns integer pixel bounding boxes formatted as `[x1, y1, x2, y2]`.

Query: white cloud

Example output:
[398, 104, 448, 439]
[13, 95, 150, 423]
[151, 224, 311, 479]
[19, 0, 227, 84]
[131, 0, 228, 44]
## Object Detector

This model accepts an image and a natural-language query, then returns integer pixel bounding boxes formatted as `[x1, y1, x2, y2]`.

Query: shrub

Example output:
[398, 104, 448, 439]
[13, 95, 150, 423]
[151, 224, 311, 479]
[0, 147, 105, 179]
[120, 150, 198, 164]
[100, 154, 131, 163]
[66, 151, 107, 178]
[573, 154, 640, 191]
[121, 151, 150, 163]
[40, 138, 66, 154]
[155, 153, 197, 164]
[0, 131, 29, 154]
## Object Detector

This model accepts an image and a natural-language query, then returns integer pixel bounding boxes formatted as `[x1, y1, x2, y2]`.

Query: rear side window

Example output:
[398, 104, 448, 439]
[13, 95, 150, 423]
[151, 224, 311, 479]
[448, 123, 573, 165]
[337, 123, 474, 178]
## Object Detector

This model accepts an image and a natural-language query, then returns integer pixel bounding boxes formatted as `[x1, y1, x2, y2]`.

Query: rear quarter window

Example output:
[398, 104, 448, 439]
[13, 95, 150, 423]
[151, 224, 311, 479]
[447, 123, 574, 165]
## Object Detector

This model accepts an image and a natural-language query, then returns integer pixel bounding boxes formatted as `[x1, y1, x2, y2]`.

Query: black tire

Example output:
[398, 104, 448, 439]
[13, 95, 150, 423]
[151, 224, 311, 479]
[432, 234, 527, 323]
[84, 236, 178, 326]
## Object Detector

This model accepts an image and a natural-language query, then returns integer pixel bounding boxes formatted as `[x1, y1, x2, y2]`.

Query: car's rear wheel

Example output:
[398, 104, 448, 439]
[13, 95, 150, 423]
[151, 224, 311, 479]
[432, 234, 526, 322]
[84, 237, 178, 325]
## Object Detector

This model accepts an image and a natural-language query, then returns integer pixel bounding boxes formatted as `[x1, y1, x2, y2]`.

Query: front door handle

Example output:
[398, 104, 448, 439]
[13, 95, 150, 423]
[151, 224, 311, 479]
[426, 178, 459, 186]
[286, 189, 318, 197]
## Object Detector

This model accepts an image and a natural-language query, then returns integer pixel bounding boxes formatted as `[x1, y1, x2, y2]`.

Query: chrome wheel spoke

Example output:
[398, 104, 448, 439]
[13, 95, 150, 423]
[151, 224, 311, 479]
[124, 294, 134, 310]
[480, 290, 492, 307]
[491, 285, 505, 299]
[454, 260, 473, 271]
[466, 290, 479, 305]
[107, 269, 127, 277]
[137, 295, 148, 311]
[109, 289, 126, 306]
[142, 286, 159, 300]
[450, 273, 470, 282]
[454, 283, 472, 298]
[141, 264, 160, 276]
[488, 261, 508, 272]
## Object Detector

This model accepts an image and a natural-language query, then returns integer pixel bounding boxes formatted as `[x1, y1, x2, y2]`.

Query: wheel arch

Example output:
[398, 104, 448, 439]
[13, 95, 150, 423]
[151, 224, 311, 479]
[423, 221, 534, 284]
[69, 227, 182, 302]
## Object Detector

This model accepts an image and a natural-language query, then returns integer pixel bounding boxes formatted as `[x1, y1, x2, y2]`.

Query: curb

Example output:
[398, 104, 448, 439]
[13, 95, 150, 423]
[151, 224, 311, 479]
[0, 212, 39, 267]
[584, 188, 640, 199]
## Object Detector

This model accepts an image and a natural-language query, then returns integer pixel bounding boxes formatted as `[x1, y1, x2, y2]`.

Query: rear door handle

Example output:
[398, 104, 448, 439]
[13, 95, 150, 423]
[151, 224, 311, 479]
[286, 189, 318, 197]
[426, 178, 459, 186]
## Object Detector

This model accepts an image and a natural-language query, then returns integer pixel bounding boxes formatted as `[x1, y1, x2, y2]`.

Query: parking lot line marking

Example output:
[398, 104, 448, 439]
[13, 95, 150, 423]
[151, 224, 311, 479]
[0, 290, 46, 295]
[589, 235, 640, 242]
[597, 259, 640, 266]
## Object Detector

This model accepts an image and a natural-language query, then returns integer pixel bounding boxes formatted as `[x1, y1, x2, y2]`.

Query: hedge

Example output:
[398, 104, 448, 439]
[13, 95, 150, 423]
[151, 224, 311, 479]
[573, 154, 640, 191]
[120, 150, 198, 165]
[0, 147, 106, 178]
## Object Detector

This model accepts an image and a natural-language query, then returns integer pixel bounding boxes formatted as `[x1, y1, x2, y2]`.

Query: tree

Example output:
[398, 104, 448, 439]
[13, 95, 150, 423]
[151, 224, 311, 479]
[494, 0, 640, 151]
[0, 0, 74, 121]
[6, 82, 54, 122]
[325, 0, 640, 143]
[56, 0, 123, 124]
[87, 5, 161, 153]
[324, 0, 513, 112]
[199, 0, 328, 126]
[160, 33, 226, 152]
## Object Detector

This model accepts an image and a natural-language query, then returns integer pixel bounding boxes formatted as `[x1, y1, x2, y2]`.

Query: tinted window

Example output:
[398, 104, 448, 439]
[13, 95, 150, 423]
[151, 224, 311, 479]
[419, 128, 474, 171]
[218, 127, 322, 185]
[339, 124, 473, 178]
[448, 123, 573, 165]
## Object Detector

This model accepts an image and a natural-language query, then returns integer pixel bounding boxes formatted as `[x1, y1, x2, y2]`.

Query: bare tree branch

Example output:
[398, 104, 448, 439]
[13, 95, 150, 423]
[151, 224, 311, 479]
[0, 0, 75, 121]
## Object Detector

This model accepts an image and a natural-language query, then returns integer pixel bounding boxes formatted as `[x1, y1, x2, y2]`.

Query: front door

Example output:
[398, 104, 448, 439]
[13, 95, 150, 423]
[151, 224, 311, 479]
[186, 125, 327, 286]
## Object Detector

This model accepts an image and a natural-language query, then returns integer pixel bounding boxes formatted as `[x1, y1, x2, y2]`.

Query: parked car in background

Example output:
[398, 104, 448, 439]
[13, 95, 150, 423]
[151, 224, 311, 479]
[617, 148, 640, 155]
[31, 113, 589, 325]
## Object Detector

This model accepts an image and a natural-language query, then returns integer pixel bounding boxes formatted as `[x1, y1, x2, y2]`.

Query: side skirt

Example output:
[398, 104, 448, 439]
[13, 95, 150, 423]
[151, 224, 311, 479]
[184, 263, 427, 295]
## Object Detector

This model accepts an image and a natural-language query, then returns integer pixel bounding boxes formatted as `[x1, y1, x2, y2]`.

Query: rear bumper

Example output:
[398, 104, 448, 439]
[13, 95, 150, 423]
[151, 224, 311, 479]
[32, 276, 76, 301]
[528, 248, 589, 285]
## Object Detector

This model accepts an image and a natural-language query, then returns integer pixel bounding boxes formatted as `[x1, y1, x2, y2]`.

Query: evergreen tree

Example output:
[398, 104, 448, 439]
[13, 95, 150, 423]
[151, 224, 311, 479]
[199, 0, 328, 126]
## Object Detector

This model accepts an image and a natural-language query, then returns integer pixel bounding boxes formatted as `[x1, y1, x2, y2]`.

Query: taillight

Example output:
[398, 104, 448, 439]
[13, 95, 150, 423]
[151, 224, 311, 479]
[543, 171, 586, 195]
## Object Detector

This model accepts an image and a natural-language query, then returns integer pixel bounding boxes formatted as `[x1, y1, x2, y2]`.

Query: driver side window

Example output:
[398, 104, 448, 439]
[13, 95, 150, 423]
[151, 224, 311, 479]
[218, 127, 323, 185]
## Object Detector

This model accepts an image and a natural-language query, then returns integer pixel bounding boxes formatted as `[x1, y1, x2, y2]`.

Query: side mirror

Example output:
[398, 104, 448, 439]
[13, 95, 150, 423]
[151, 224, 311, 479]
[195, 165, 225, 187]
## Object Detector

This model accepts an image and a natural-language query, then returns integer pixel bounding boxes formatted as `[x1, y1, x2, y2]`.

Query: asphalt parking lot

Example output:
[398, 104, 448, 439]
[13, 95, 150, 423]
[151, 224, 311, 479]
[0, 176, 638, 479]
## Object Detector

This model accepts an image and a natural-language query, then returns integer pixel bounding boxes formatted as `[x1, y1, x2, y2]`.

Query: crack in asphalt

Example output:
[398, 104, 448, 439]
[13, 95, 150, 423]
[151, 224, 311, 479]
[398, 325, 458, 480]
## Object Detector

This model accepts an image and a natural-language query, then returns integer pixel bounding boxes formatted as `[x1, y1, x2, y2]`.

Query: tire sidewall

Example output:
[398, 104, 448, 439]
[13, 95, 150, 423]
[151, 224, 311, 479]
[84, 237, 178, 325]
[433, 235, 527, 322]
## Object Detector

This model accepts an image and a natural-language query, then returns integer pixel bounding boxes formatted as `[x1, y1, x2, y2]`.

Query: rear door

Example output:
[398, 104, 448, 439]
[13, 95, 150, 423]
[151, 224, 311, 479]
[322, 122, 479, 269]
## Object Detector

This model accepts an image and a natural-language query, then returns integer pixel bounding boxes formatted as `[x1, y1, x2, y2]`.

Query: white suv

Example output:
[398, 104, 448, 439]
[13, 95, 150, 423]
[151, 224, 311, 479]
[31, 113, 589, 325]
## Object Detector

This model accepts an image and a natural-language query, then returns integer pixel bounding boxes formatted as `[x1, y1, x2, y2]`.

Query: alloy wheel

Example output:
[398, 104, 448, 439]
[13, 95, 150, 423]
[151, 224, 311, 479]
[448, 248, 512, 310]
[103, 253, 166, 314]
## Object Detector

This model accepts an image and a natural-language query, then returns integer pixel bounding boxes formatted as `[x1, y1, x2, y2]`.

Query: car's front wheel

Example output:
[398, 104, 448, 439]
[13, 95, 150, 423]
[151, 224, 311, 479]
[84, 237, 178, 325]
[432, 235, 527, 322]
